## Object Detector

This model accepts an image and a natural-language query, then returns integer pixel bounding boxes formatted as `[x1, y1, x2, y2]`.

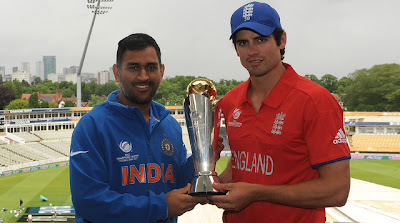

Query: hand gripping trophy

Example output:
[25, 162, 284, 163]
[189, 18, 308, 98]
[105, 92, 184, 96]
[184, 78, 226, 196]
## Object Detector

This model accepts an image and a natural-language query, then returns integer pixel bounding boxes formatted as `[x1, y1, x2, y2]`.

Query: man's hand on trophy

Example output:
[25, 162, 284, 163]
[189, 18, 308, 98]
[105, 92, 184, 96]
[166, 183, 207, 217]
[208, 182, 256, 212]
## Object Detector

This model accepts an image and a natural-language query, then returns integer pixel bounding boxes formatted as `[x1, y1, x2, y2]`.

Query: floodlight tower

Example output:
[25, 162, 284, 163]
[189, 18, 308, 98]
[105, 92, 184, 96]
[76, 0, 114, 107]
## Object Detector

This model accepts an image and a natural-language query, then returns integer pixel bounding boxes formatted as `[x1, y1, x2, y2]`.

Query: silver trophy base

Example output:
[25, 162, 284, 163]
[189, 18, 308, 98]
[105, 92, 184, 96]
[189, 174, 226, 197]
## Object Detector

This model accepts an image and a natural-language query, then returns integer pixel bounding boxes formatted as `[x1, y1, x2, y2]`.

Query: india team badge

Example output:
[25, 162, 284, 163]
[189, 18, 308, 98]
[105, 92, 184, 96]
[161, 139, 174, 156]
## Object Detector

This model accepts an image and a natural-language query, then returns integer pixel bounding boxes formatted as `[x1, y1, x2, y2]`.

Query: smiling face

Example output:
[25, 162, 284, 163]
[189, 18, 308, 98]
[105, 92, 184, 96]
[113, 47, 164, 108]
[234, 29, 286, 78]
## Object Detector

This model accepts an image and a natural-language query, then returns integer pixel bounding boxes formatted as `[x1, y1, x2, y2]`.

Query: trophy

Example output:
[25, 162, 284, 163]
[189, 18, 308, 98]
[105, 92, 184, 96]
[184, 78, 226, 196]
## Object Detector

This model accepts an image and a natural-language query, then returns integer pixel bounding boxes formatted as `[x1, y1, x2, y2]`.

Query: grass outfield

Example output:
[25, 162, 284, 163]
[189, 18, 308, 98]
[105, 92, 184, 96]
[0, 166, 72, 222]
[350, 159, 400, 189]
[0, 158, 399, 222]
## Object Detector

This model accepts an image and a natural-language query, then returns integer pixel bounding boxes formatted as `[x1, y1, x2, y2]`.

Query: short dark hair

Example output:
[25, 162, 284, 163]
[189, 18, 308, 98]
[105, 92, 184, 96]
[272, 28, 285, 60]
[116, 33, 162, 67]
[232, 28, 285, 60]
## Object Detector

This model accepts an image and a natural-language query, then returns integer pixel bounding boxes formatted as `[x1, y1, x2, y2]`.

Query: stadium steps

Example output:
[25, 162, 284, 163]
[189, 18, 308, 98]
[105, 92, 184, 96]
[41, 139, 71, 156]
[38, 141, 68, 157]
[32, 130, 74, 141]
[23, 143, 64, 159]
[0, 148, 21, 166]
[31, 132, 44, 141]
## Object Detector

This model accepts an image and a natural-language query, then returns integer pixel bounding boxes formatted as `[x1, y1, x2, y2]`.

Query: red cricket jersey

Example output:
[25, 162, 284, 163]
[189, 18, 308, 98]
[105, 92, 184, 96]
[219, 63, 351, 223]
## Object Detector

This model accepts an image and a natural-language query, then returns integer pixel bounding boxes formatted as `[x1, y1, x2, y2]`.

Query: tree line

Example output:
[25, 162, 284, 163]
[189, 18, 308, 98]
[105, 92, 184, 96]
[305, 63, 400, 111]
[1, 63, 399, 111]
[0, 77, 120, 110]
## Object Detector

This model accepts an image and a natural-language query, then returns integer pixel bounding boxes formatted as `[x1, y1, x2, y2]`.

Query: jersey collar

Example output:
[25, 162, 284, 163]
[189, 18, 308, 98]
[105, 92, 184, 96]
[239, 63, 298, 109]
[262, 63, 298, 108]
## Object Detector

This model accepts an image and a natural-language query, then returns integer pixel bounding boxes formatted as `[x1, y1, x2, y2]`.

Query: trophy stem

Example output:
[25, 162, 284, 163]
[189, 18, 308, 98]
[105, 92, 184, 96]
[189, 173, 226, 197]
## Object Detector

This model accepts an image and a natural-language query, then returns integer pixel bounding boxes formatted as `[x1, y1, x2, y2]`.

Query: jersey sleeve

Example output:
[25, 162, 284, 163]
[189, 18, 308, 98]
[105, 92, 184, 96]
[168, 116, 195, 188]
[179, 153, 194, 187]
[303, 92, 351, 168]
[69, 115, 169, 223]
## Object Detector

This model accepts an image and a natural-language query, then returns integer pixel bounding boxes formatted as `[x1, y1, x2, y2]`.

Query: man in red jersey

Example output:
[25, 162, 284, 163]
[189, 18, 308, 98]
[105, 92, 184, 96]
[208, 2, 351, 223]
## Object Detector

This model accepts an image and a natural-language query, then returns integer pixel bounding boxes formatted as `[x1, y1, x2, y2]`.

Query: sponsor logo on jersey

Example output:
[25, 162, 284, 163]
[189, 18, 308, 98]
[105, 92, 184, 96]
[121, 163, 174, 186]
[231, 150, 274, 175]
[117, 140, 139, 163]
[70, 150, 89, 157]
[119, 141, 132, 153]
[333, 128, 347, 144]
[228, 108, 243, 127]
[161, 139, 174, 156]
[116, 154, 139, 163]
[232, 108, 241, 119]
[271, 112, 286, 135]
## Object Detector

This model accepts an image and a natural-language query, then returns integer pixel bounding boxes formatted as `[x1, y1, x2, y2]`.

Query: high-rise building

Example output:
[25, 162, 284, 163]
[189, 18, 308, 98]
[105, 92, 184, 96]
[48, 73, 58, 83]
[43, 56, 56, 80]
[36, 61, 44, 80]
[0, 66, 5, 81]
[12, 67, 18, 73]
[98, 70, 110, 85]
[65, 73, 77, 84]
[63, 66, 79, 75]
[21, 62, 30, 73]
[109, 67, 115, 81]
[11, 71, 30, 83]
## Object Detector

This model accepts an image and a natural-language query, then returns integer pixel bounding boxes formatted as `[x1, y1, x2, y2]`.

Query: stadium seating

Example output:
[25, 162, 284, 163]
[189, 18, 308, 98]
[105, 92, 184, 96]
[41, 139, 71, 156]
[32, 129, 74, 140]
[12, 132, 41, 143]
[24, 142, 65, 158]
[0, 149, 20, 166]
[1, 144, 47, 161]
[0, 145, 35, 166]
[0, 130, 74, 168]
[350, 134, 400, 152]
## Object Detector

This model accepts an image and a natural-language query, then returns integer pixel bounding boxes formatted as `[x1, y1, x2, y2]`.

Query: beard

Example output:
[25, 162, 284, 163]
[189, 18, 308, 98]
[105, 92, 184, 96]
[120, 80, 160, 105]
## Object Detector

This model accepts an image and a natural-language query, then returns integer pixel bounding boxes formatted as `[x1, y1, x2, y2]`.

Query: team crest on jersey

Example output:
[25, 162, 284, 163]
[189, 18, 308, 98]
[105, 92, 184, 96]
[119, 141, 132, 153]
[228, 108, 243, 127]
[161, 139, 174, 156]
[271, 112, 286, 135]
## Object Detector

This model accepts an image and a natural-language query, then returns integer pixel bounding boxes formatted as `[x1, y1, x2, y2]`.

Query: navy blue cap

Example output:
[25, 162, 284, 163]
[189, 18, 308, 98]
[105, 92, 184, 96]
[230, 2, 282, 39]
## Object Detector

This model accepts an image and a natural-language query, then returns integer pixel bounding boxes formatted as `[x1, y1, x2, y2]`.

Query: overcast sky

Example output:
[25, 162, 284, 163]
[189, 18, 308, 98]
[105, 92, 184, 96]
[1, 0, 399, 81]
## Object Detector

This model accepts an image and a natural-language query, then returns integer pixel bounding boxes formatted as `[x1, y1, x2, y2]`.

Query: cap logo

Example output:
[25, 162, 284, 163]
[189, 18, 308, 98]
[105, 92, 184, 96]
[243, 3, 254, 21]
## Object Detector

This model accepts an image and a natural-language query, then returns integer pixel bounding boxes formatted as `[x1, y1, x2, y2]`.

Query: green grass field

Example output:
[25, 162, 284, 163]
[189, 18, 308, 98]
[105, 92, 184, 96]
[0, 166, 72, 223]
[0, 158, 399, 222]
[350, 159, 400, 189]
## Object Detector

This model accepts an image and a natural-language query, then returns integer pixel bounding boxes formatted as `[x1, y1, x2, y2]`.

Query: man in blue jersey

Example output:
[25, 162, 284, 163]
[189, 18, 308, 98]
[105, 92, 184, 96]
[70, 33, 207, 223]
